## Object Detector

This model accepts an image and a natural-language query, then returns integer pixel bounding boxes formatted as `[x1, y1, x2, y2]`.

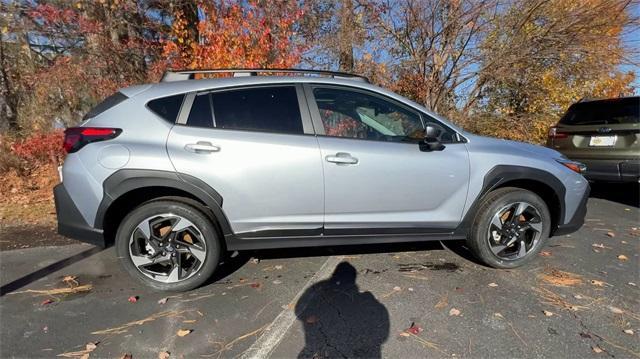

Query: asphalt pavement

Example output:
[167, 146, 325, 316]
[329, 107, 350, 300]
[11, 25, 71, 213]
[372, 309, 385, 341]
[0, 183, 638, 358]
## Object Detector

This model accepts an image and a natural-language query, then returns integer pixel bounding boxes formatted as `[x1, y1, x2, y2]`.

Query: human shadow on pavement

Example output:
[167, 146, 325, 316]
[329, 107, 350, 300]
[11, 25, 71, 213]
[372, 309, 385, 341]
[294, 262, 389, 359]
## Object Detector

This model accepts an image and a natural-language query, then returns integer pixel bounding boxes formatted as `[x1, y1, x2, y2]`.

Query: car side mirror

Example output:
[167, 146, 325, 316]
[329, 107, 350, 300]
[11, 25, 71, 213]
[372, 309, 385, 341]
[419, 125, 445, 152]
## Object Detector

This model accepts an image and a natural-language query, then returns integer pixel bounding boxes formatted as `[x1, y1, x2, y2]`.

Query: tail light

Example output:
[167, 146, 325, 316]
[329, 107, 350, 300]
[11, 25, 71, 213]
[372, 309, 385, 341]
[63, 127, 121, 153]
[548, 127, 568, 139]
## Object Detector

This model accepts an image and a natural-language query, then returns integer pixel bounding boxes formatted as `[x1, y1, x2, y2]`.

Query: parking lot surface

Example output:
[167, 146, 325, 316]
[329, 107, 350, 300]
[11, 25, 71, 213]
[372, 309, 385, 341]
[1, 183, 638, 358]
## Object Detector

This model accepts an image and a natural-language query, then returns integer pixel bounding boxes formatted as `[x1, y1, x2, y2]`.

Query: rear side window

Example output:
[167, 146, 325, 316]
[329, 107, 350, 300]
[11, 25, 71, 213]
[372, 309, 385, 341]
[147, 94, 185, 123]
[211, 86, 303, 134]
[85, 92, 128, 119]
[560, 97, 639, 125]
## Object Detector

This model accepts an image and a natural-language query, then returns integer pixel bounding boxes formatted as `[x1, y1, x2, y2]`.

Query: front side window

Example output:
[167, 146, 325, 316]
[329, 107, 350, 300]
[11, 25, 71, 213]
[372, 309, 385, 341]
[312, 87, 425, 142]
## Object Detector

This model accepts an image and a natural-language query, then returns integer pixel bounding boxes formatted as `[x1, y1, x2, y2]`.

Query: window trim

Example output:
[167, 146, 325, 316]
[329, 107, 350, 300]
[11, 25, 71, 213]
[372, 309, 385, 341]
[303, 83, 463, 144]
[175, 84, 314, 135]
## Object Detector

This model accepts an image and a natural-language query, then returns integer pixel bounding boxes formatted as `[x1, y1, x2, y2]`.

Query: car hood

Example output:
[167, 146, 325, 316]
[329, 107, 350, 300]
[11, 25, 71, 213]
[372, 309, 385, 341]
[468, 134, 563, 159]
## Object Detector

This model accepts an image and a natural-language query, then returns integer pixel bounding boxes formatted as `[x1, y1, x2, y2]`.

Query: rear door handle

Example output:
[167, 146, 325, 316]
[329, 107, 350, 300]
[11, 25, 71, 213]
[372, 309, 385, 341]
[326, 152, 358, 165]
[184, 141, 220, 154]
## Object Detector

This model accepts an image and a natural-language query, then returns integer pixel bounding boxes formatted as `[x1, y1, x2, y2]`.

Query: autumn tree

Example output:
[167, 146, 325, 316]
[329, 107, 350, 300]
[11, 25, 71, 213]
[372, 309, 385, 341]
[157, 0, 305, 74]
[469, 0, 637, 142]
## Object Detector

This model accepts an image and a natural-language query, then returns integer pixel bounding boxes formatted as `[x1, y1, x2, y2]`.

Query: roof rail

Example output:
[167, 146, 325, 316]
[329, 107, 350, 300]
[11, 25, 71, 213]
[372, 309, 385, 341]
[160, 68, 370, 83]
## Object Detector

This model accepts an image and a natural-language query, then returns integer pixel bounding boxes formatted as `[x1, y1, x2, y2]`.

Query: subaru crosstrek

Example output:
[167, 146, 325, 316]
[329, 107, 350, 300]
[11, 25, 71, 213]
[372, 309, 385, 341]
[54, 69, 590, 291]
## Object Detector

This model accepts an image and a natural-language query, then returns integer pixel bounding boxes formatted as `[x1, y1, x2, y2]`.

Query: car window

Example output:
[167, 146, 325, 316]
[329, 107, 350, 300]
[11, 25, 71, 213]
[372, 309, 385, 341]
[147, 94, 184, 123]
[209, 86, 303, 134]
[560, 97, 640, 125]
[186, 93, 213, 128]
[312, 87, 425, 142]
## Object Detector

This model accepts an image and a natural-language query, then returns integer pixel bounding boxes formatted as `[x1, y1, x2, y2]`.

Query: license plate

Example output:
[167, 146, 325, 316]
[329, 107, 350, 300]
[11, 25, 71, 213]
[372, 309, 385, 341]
[589, 136, 616, 147]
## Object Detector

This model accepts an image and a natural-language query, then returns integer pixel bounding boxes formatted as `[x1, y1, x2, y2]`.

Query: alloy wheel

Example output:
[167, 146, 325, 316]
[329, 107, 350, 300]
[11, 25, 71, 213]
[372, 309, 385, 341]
[487, 202, 543, 260]
[128, 214, 207, 283]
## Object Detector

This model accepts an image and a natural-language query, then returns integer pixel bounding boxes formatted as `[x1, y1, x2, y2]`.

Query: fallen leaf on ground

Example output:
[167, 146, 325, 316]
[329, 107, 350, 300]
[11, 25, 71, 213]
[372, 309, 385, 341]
[434, 295, 448, 309]
[608, 306, 624, 314]
[41, 299, 54, 306]
[305, 315, 319, 324]
[449, 308, 461, 316]
[592, 243, 607, 249]
[623, 329, 634, 335]
[250, 282, 261, 289]
[393, 286, 402, 291]
[250, 258, 260, 264]
[272, 280, 282, 285]
[617, 254, 628, 261]
[488, 282, 498, 287]
[120, 354, 132, 359]
[539, 251, 552, 257]
[573, 294, 583, 299]
[590, 280, 606, 287]
[405, 323, 423, 335]
[157, 297, 168, 305]
[592, 345, 604, 353]
[628, 282, 637, 287]
[408, 287, 414, 292]
[176, 329, 192, 337]
[606, 232, 615, 238]
[182, 320, 196, 323]
[158, 351, 170, 359]
[494, 313, 504, 319]
[274, 265, 283, 270]
[543, 310, 554, 317]
[128, 296, 138, 303]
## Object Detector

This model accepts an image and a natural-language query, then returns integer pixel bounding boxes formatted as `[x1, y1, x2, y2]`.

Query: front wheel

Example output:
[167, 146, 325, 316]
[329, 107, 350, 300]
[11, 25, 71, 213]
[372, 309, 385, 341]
[116, 200, 221, 291]
[467, 187, 551, 269]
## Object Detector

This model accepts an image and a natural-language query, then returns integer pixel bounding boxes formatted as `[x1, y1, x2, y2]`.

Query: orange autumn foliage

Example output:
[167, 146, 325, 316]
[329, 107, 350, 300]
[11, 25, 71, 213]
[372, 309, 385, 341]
[156, 1, 304, 75]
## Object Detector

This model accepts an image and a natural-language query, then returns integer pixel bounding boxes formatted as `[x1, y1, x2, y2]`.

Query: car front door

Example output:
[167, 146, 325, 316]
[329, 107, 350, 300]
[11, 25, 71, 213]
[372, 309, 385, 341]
[166, 84, 324, 236]
[305, 85, 470, 234]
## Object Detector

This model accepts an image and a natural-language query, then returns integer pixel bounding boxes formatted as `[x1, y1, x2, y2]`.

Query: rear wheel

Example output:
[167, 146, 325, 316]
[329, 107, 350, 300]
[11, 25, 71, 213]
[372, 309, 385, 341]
[116, 200, 220, 291]
[467, 187, 551, 268]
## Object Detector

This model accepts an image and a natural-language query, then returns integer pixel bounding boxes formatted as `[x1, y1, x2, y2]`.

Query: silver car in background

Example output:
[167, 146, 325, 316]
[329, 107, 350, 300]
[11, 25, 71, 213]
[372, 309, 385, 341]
[54, 69, 589, 291]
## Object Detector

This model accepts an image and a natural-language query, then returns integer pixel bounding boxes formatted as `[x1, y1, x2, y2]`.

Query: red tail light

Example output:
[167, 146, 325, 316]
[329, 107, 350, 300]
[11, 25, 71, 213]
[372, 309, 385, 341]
[548, 127, 568, 139]
[63, 127, 122, 153]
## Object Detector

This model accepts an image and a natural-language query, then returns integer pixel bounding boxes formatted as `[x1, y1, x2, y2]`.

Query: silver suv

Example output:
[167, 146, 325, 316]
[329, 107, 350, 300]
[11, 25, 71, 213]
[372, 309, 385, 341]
[54, 69, 590, 291]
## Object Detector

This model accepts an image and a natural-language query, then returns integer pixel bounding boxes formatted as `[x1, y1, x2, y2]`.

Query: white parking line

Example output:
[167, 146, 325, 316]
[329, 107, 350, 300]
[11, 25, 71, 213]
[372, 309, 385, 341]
[240, 256, 342, 359]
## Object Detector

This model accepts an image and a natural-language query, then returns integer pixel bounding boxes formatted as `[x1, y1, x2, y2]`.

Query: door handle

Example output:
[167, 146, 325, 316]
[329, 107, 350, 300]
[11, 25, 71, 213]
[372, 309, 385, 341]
[326, 152, 358, 165]
[184, 141, 220, 154]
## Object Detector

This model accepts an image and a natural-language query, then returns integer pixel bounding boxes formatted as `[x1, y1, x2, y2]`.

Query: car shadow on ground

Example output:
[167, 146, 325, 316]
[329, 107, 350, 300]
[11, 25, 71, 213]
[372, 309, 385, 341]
[589, 182, 639, 208]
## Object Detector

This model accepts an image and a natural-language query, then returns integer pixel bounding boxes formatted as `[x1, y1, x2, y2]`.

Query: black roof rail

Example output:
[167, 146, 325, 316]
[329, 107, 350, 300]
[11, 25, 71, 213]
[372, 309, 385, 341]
[160, 68, 370, 83]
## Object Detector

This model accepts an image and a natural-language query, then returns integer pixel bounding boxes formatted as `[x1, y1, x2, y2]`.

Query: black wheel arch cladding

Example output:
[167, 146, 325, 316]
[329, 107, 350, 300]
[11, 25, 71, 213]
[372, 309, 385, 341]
[455, 165, 566, 237]
[96, 169, 234, 237]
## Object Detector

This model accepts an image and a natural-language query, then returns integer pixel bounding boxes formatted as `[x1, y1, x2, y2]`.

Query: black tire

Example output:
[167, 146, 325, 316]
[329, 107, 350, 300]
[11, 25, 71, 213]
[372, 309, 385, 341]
[115, 199, 221, 291]
[467, 187, 551, 269]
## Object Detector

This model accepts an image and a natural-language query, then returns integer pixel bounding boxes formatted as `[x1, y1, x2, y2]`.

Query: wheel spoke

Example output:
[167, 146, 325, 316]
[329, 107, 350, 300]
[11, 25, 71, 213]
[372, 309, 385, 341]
[135, 219, 152, 240]
[491, 214, 503, 230]
[512, 202, 527, 222]
[518, 240, 527, 257]
[131, 254, 153, 268]
[490, 244, 507, 256]
[166, 262, 181, 282]
[188, 246, 206, 262]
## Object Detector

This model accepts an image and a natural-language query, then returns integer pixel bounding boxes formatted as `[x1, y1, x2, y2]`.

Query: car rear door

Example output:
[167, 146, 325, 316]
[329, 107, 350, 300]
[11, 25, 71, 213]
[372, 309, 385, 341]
[305, 84, 470, 234]
[166, 84, 324, 236]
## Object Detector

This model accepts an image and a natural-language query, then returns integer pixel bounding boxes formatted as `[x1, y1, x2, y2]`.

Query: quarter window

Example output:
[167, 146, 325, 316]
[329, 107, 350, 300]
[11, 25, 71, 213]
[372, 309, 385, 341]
[147, 94, 184, 123]
[312, 87, 424, 142]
